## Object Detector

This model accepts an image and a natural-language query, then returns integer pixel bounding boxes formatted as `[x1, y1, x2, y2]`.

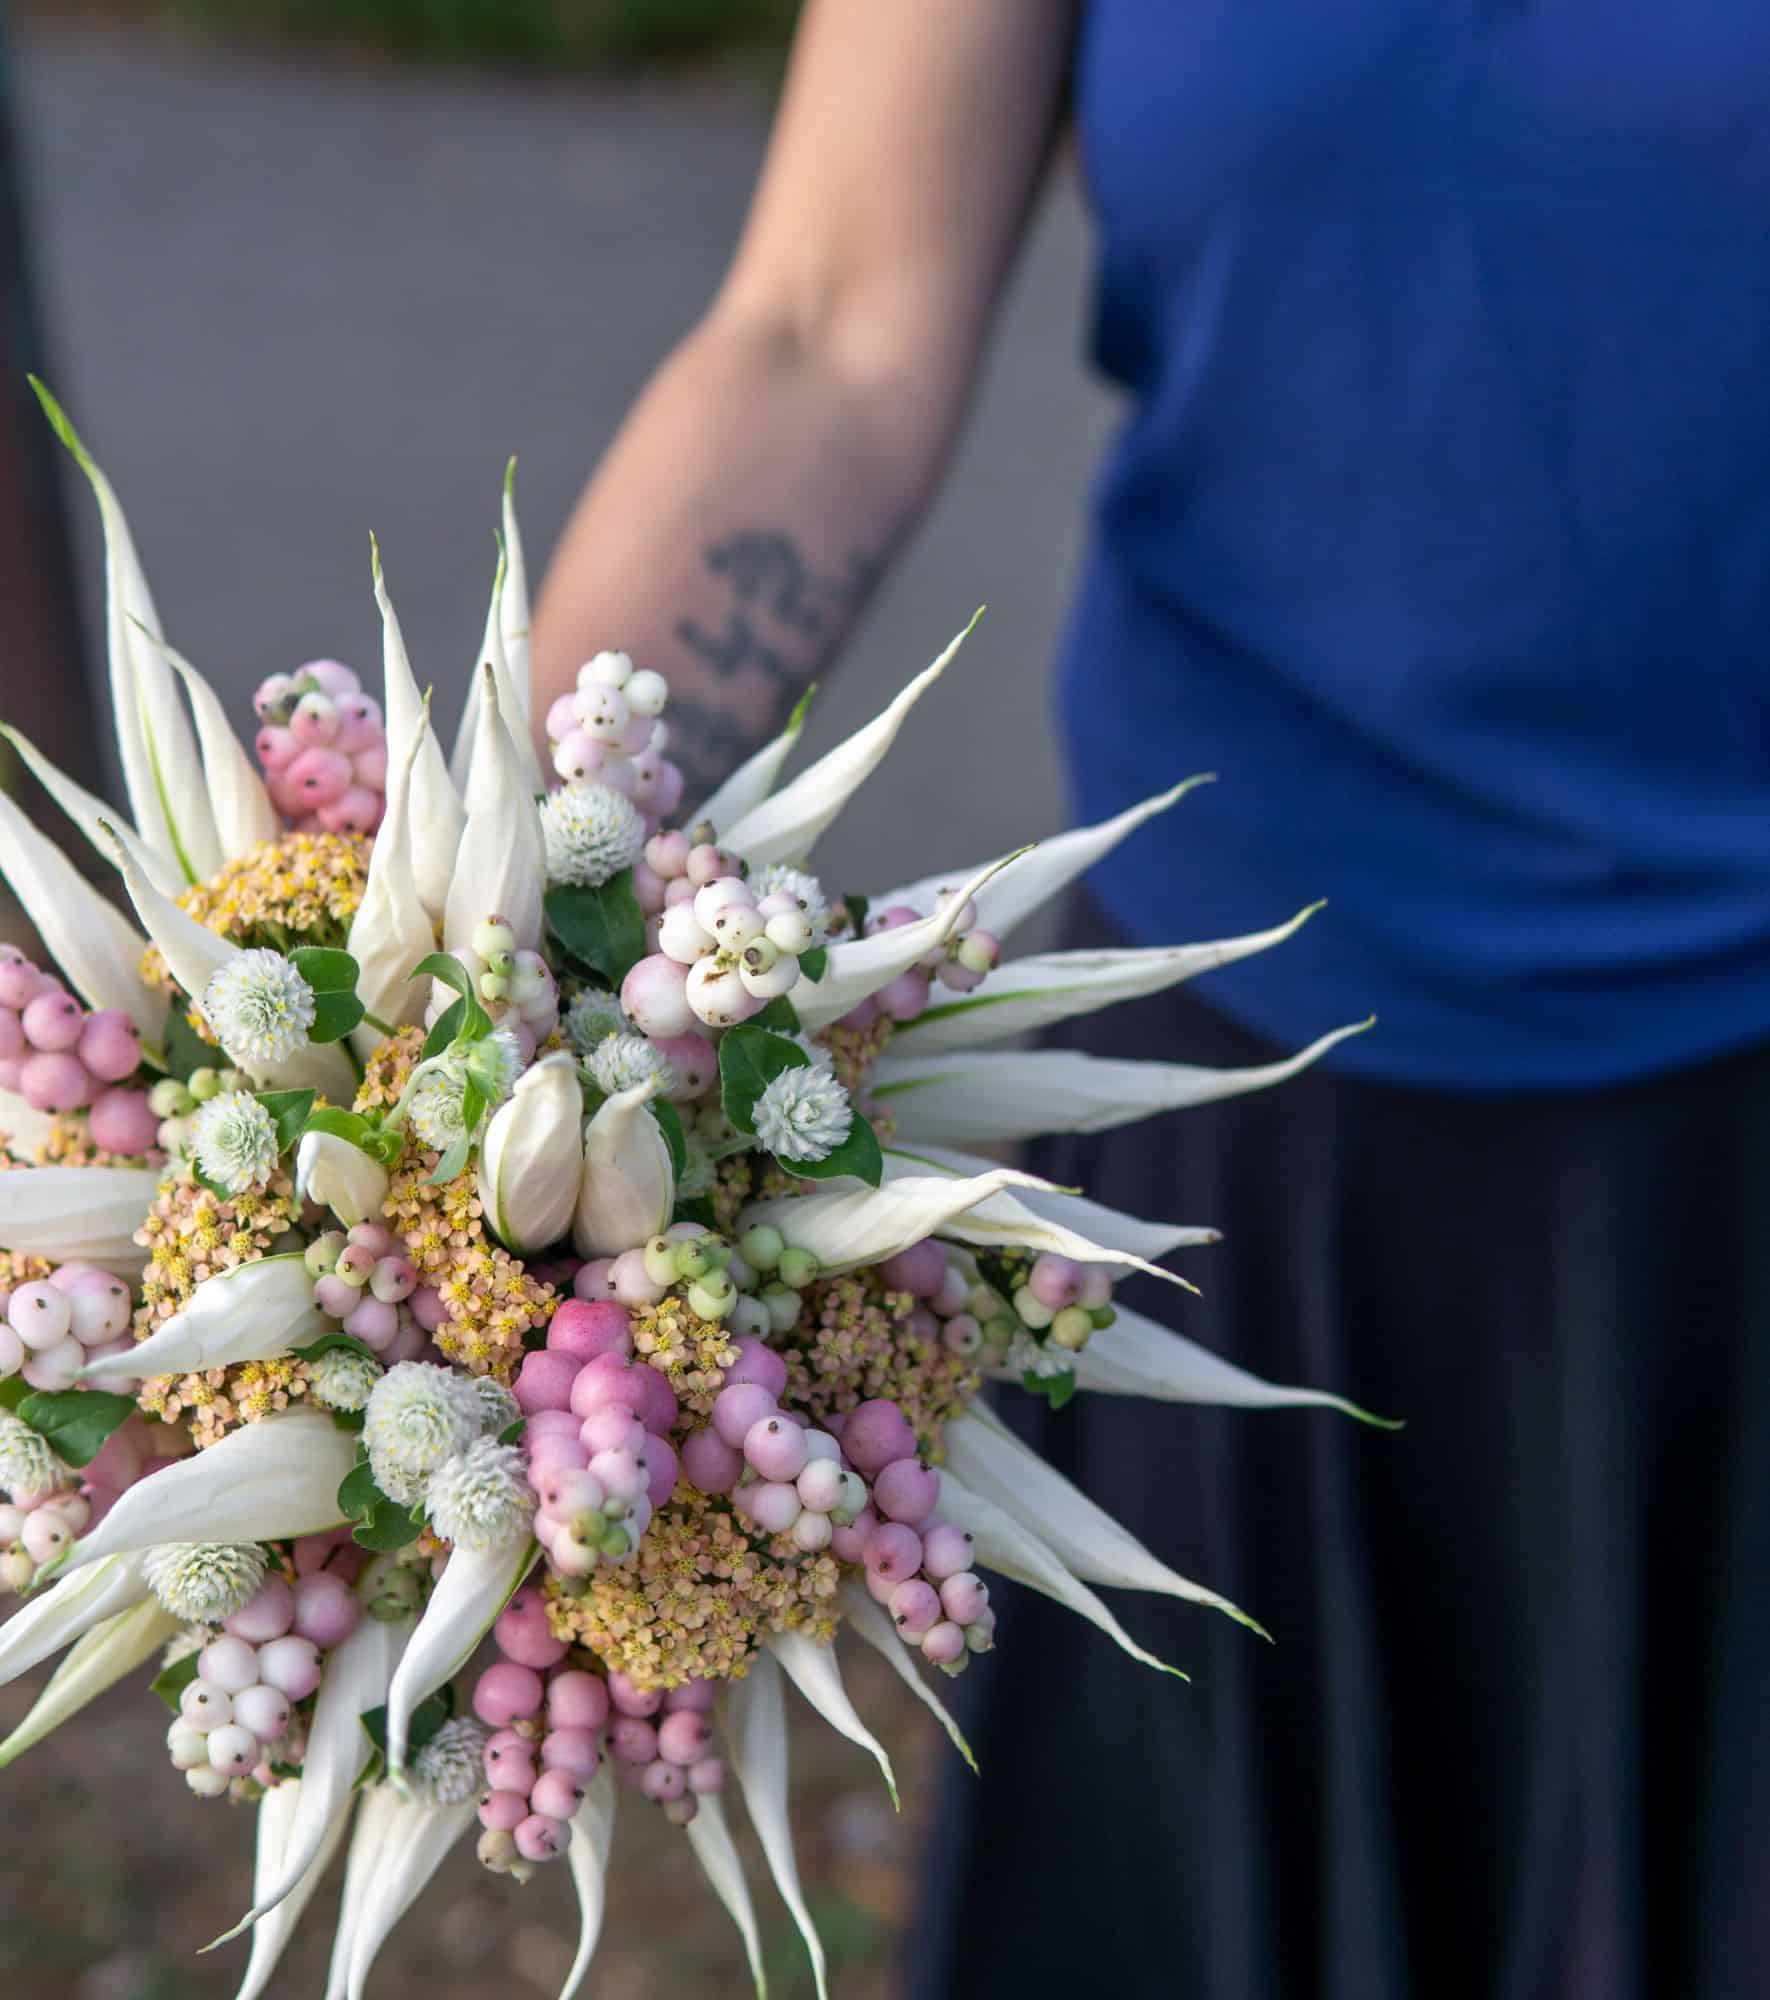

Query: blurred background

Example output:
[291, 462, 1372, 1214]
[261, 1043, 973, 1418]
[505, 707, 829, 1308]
[0, 2, 1114, 1994]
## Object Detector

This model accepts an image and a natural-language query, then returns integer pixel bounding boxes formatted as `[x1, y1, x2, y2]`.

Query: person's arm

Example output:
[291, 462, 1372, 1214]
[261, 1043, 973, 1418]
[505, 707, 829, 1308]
[531, 0, 1074, 798]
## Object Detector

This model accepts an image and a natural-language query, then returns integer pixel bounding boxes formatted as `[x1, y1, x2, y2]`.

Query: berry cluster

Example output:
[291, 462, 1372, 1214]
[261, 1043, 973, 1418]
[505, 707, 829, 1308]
[305, 1221, 438, 1363]
[543, 651, 684, 825]
[465, 917, 561, 1055]
[879, 1237, 1117, 1373]
[0, 946, 156, 1146]
[0, 1484, 88, 1592]
[692, 1357, 867, 1556]
[146, 1062, 249, 1163]
[252, 659, 388, 834]
[516, 1300, 679, 1571]
[0, 1260, 135, 1391]
[836, 893, 1001, 1030]
[165, 1557, 362, 1798]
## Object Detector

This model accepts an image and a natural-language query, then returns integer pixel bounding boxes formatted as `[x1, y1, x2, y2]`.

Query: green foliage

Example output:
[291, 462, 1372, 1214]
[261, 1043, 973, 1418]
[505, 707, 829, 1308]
[14, 1390, 140, 1468]
[150, 1650, 202, 1713]
[718, 1024, 882, 1186]
[338, 1452, 426, 1551]
[359, 1686, 453, 1760]
[545, 874, 646, 990]
[1021, 1368, 1078, 1412]
[256, 1087, 317, 1155]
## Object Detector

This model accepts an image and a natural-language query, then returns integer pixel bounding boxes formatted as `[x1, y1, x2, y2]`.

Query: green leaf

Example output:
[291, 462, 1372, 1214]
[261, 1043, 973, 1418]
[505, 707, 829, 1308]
[411, 953, 492, 1048]
[308, 990, 366, 1044]
[290, 946, 360, 994]
[497, 1418, 527, 1448]
[151, 1650, 202, 1713]
[304, 1106, 374, 1148]
[751, 995, 802, 1034]
[421, 996, 467, 1062]
[797, 946, 828, 983]
[545, 875, 646, 988]
[14, 1390, 140, 1469]
[352, 1499, 427, 1552]
[786, 1108, 884, 1187]
[1022, 1368, 1078, 1412]
[337, 1455, 383, 1522]
[159, 1006, 218, 1082]
[675, 1195, 717, 1231]
[842, 893, 870, 939]
[292, 1330, 381, 1368]
[650, 1098, 687, 1183]
[0, 1378, 29, 1415]
[255, 1088, 317, 1156]
[359, 1687, 454, 1760]
[718, 1025, 810, 1137]
[426, 1133, 472, 1186]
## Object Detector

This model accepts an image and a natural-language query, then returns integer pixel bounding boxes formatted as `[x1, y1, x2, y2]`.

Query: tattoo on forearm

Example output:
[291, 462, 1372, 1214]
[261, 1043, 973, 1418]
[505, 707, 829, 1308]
[669, 529, 877, 796]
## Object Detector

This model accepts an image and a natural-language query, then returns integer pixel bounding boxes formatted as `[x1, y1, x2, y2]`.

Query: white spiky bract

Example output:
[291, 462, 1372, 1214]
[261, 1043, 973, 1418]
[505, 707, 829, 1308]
[142, 1540, 268, 1622]
[202, 949, 316, 1068]
[541, 781, 645, 888]
[752, 1065, 852, 1163]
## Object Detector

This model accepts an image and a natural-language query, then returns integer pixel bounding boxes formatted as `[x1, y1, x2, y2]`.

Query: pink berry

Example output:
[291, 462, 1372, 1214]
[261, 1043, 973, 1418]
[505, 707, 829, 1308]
[473, 1661, 544, 1727]
[234, 1682, 293, 1741]
[663, 1679, 716, 1714]
[21, 989, 84, 1053]
[711, 1381, 776, 1450]
[20, 1510, 71, 1564]
[545, 692, 580, 743]
[255, 1635, 322, 1701]
[888, 1578, 942, 1638]
[939, 1571, 990, 1624]
[744, 1415, 808, 1484]
[608, 1670, 662, 1719]
[688, 1756, 725, 1795]
[568, 1352, 652, 1424]
[640, 1759, 685, 1803]
[749, 1481, 803, 1535]
[656, 1709, 713, 1766]
[572, 1259, 615, 1301]
[873, 1457, 939, 1526]
[680, 1426, 742, 1495]
[514, 1814, 568, 1863]
[577, 1407, 646, 1460]
[619, 953, 694, 1039]
[8, 1280, 70, 1349]
[723, 1337, 788, 1401]
[0, 962, 45, 1009]
[334, 693, 383, 751]
[830, 1508, 878, 1564]
[224, 1576, 295, 1643]
[531, 1767, 586, 1820]
[651, 1031, 717, 1102]
[921, 1621, 967, 1666]
[877, 1238, 947, 1299]
[877, 969, 931, 1023]
[919, 1523, 976, 1580]
[609, 1715, 658, 1764]
[88, 1087, 160, 1156]
[312, 1273, 359, 1320]
[292, 1571, 360, 1649]
[285, 746, 352, 810]
[350, 743, 388, 791]
[77, 1010, 143, 1083]
[321, 785, 382, 834]
[478, 1789, 528, 1833]
[630, 1361, 678, 1437]
[841, 1400, 918, 1477]
[0, 1008, 19, 1061]
[494, 1590, 568, 1670]
[206, 1723, 260, 1777]
[515, 1348, 579, 1415]
[540, 1726, 601, 1779]
[548, 1297, 633, 1364]
[20, 1050, 93, 1114]
[640, 1434, 678, 1510]
[863, 1522, 923, 1582]
[342, 1295, 399, 1348]
[369, 1256, 416, 1304]
[796, 1459, 844, 1513]
[255, 724, 298, 772]
[409, 1285, 448, 1332]
[197, 1635, 260, 1694]
[1027, 1253, 1085, 1311]
[546, 1672, 610, 1732]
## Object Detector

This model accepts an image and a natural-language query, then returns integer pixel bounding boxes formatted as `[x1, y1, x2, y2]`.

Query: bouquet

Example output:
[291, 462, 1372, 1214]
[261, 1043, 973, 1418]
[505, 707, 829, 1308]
[0, 384, 1376, 1997]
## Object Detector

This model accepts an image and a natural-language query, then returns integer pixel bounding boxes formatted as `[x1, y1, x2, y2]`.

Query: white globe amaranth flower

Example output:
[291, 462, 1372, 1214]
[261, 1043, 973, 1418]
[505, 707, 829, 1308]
[751, 863, 832, 940]
[202, 949, 316, 1067]
[409, 1716, 492, 1806]
[190, 1089, 279, 1194]
[541, 781, 645, 888]
[0, 1414, 67, 1501]
[587, 1032, 670, 1099]
[143, 1540, 268, 1622]
[1006, 1331, 1075, 1381]
[423, 1437, 535, 1551]
[406, 1027, 523, 1153]
[309, 1344, 384, 1413]
[564, 989, 631, 1057]
[363, 1362, 480, 1504]
[458, 1374, 522, 1439]
[753, 1064, 853, 1163]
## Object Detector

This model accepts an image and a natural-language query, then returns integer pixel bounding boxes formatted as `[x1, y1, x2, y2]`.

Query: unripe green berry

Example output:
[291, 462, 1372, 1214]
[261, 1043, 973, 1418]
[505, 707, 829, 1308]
[303, 1231, 347, 1278]
[777, 1246, 820, 1289]
[644, 1235, 680, 1287]
[471, 918, 517, 961]
[673, 1242, 712, 1281]
[739, 1224, 784, 1271]
[687, 1273, 737, 1320]
[187, 1067, 223, 1103]
[148, 1077, 192, 1118]
[1013, 1285, 1055, 1331]
[984, 1312, 1020, 1350]
[1049, 1306, 1094, 1351]
[760, 1282, 802, 1334]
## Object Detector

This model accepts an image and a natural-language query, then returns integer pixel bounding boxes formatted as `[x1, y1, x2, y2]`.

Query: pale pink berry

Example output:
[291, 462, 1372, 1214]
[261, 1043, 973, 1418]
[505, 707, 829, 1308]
[609, 1715, 658, 1765]
[541, 1726, 601, 1779]
[863, 1521, 923, 1582]
[723, 1337, 788, 1401]
[88, 1087, 159, 1156]
[921, 1621, 967, 1666]
[8, 1280, 70, 1349]
[409, 1285, 448, 1332]
[572, 1259, 616, 1302]
[233, 1683, 292, 1742]
[197, 1635, 260, 1695]
[256, 1635, 322, 1701]
[0, 961, 45, 1009]
[749, 1481, 803, 1535]
[889, 1578, 942, 1639]
[796, 1459, 844, 1513]
[478, 1789, 528, 1833]
[20, 1508, 72, 1564]
[292, 1571, 360, 1648]
[711, 1382, 777, 1450]
[0, 1324, 22, 1377]
[841, 1399, 918, 1477]
[877, 968, 931, 1023]
[20, 1050, 92, 1114]
[688, 1756, 725, 1795]
[77, 1010, 142, 1083]
[334, 692, 383, 752]
[608, 1670, 662, 1719]
[515, 1814, 568, 1862]
[919, 1523, 976, 1580]
[640, 1434, 678, 1510]
[656, 1709, 713, 1766]
[350, 742, 388, 790]
[939, 1572, 990, 1624]
[744, 1415, 808, 1484]
[256, 724, 298, 772]
[494, 1588, 568, 1670]
[0, 1008, 19, 1061]
[342, 1295, 398, 1348]
[545, 692, 579, 743]
[226, 1576, 296, 1643]
[473, 1662, 544, 1727]
[206, 1723, 260, 1777]
[577, 1407, 646, 1460]
[515, 1348, 579, 1415]
[530, 1768, 585, 1820]
[21, 989, 83, 1052]
[546, 1671, 610, 1732]
[873, 1457, 938, 1526]
[322, 785, 382, 834]
[830, 1507, 878, 1564]
[313, 1273, 360, 1320]
[878, 1239, 947, 1299]
[640, 1759, 684, 1803]
[180, 1679, 232, 1731]
[369, 1256, 417, 1304]
[1028, 1254, 1085, 1311]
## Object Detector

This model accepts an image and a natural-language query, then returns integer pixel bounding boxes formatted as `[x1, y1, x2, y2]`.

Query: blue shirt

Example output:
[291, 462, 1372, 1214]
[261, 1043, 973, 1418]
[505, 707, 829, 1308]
[1060, 2, 1770, 1090]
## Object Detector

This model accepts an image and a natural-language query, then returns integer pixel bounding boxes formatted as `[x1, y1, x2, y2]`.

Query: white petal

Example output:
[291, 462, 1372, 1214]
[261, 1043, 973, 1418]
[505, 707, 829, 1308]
[325, 1784, 475, 2000]
[372, 539, 463, 926]
[0, 1090, 54, 1161]
[0, 1596, 177, 1767]
[233, 1778, 355, 2000]
[297, 1130, 391, 1230]
[442, 664, 545, 959]
[682, 1790, 767, 1999]
[0, 783, 164, 1039]
[481, 1052, 584, 1255]
[345, 699, 438, 1058]
[83, 1252, 323, 1384]
[385, 1535, 536, 1778]
[0, 724, 182, 895]
[766, 1626, 897, 1806]
[873, 775, 1214, 948]
[933, 1471, 1183, 1681]
[140, 628, 282, 863]
[723, 614, 978, 868]
[208, 1593, 408, 1947]
[871, 1022, 1374, 1146]
[0, 1164, 156, 1275]
[793, 852, 1026, 1034]
[573, 1076, 673, 1259]
[944, 1409, 1267, 1637]
[558, 1761, 617, 2000]
[60, 1412, 356, 1575]
[0, 1553, 149, 1687]
[499, 459, 532, 722]
[31, 379, 221, 883]
[722, 1650, 827, 2000]
[451, 543, 541, 798]
[738, 1166, 1056, 1278]
[1068, 1301, 1396, 1426]
[837, 1580, 977, 1774]
[692, 683, 815, 837]
[890, 906, 1323, 1055]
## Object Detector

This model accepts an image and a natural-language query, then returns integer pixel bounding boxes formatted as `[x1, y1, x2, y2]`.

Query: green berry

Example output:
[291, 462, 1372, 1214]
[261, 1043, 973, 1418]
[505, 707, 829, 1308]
[777, 1246, 820, 1289]
[687, 1273, 737, 1320]
[760, 1281, 802, 1335]
[187, 1067, 223, 1103]
[1049, 1306, 1094, 1351]
[644, 1235, 679, 1287]
[739, 1224, 785, 1271]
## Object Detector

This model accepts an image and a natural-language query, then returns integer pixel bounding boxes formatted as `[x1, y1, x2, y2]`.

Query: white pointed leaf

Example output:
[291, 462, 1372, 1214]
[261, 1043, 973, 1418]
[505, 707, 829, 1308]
[209, 1590, 408, 1947]
[0, 1553, 149, 1687]
[572, 1076, 673, 1259]
[443, 664, 545, 958]
[371, 540, 463, 925]
[297, 1130, 391, 1230]
[323, 1780, 389, 2000]
[234, 1778, 355, 2000]
[385, 1535, 537, 1778]
[722, 1651, 827, 2000]
[944, 1409, 1267, 1637]
[0, 783, 164, 1038]
[137, 626, 282, 863]
[837, 1580, 977, 1774]
[793, 853, 1027, 1034]
[723, 614, 978, 868]
[499, 460, 532, 723]
[30, 378, 222, 883]
[933, 1471, 1184, 1681]
[0, 1595, 177, 1767]
[340, 1787, 476, 2000]
[60, 1412, 356, 1575]
[683, 1790, 767, 1999]
[558, 1760, 617, 2000]
[1068, 1301, 1396, 1425]
[874, 775, 1214, 947]
[451, 542, 541, 797]
[345, 696, 438, 1058]
[871, 1021, 1373, 1147]
[83, 1252, 323, 1384]
[692, 683, 815, 837]
[0, 724, 182, 895]
[0, 1164, 156, 1274]
[766, 1627, 897, 1806]
[891, 907, 1323, 1055]
[739, 1166, 1057, 1278]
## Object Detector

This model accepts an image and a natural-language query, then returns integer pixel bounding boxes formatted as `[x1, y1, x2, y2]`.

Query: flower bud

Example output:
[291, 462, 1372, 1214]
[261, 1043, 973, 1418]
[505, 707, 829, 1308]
[573, 1078, 676, 1259]
[295, 1129, 390, 1228]
[479, 1052, 585, 1256]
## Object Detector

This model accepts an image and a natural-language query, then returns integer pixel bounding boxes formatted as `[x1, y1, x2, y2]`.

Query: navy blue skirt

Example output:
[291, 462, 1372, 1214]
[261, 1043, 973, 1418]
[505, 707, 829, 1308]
[909, 896, 1770, 2000]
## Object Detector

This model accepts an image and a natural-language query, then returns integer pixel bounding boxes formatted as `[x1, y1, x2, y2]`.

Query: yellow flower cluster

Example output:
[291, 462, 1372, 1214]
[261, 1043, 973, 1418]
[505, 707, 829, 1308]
[546, 1485, 840, 1689]
[821, 1011, 898, 1097]
[627, 1295, 740, 1420]
[353, 1024, 423, 1112]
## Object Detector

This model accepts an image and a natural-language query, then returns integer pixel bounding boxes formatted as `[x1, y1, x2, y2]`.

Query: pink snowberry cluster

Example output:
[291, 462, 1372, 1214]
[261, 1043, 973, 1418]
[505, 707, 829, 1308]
[623, 839, 822, 1034]
[0, 1261, 136, 1391]
[166, 1554, 362, 1798]
[838, 891, 1000, 1031]
[0, 946, 156, 1149]
[252, 659, 387, 835]
[514, 1300, 680, 1572]
[544, 650, 685, 823]
[0, 1483, 88, 1592]
[305, 1221, 439, 1362]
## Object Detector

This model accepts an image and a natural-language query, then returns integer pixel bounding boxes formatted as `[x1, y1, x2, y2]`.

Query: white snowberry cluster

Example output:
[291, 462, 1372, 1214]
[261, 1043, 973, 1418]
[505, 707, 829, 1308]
[543, 650, 685, 824]
[0, 1261, 135, 1391]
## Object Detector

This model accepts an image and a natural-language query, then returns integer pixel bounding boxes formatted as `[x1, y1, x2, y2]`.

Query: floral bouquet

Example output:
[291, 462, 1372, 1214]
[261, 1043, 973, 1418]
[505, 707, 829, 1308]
[0, 385, 1376, 1997]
